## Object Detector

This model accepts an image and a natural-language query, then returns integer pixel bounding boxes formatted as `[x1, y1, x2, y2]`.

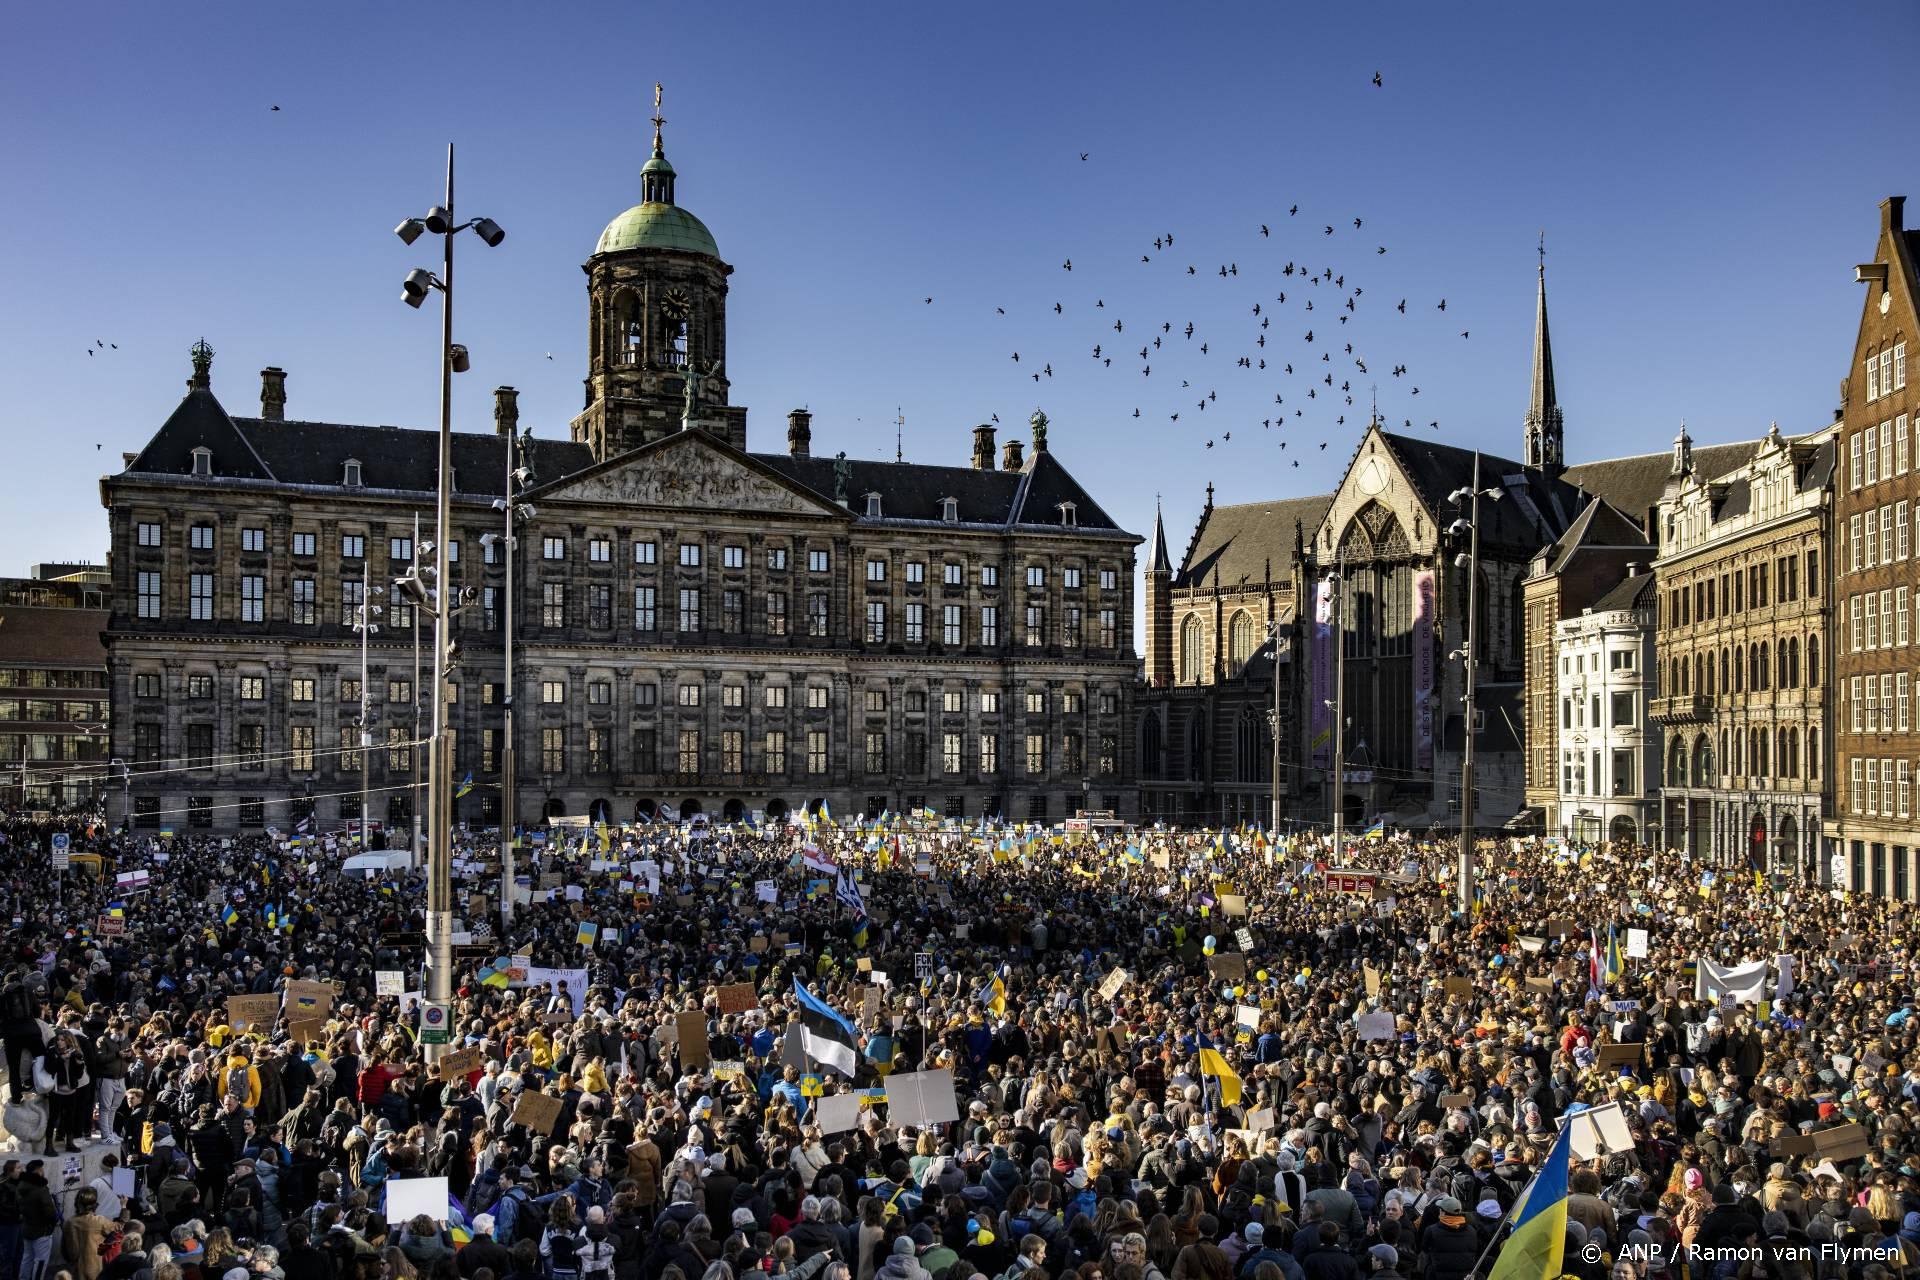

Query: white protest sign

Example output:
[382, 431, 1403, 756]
[386, 1175, 451, 1224]
[816, 1092, 864, 1134]
[1625, 928, 1649, 959]
[375, 970, 405, 996]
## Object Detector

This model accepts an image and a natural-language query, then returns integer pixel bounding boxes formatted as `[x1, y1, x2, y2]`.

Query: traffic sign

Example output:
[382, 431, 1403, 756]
[50, 833, 70, 870]
[420, 1000, 452, 1045]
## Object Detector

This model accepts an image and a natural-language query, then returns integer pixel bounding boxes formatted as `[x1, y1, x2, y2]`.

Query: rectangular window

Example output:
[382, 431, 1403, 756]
[864, 688, 888, 713]
[1852, 676, 1863, 732]
[237, 723, 265, 769]
[808, 549, 830, 573]
[1026, 565, 1045, 588]
[1100, 568, 1117, 590]
[941, 604, 962, 645]
[134, 673, 160, 698]
[1063, 567, 1082, 590]
[588, 583, 612, 628]
[339, 726, 362, 772]
[240, 574, 264, 622]
[1900, 415, 1912, 476]
[387, 678, 413, 705]
[480, 585, 499, 630]
[1025, 732, 1047, 776]
[239, 675, 265, 701]
[716, 544, 742, 570]
[943, 689, 964, 713]
[543, 536, 566, 560]
[1099, 689, 1119, 715]
[241, 526, 265, 553]
[1851, 758, 1864, 815]
[765, 684, 788, 709]
[289, 577, 315, 625]
[633, 539, 658, 565]
[1899, 342, 1909, 390]
[481, 728, 496, 774]
[807, 685, 829, 710]
[905, 602, 925, 643]
[679, 587, 702, 632]
[866, 601, 887, 644]
[1900, 674, 1912, 733]
[542, 727, 566, 773]
[806, 592, 829, 637]
[906, 561, 925, 585]
[1024, 605, 1045, 647]
[1026, 689, 1046, 715]
[679, 542, 702, 568]
[721, 588, 744, 633]
[190, 524, 214, 551]
[288, 676, 315, 705]
[189, 573, 214, 620]
[1900, 759, 1913, 821]
[1868, 425, 1881, 484]
[634, 681, 657, 708]
[292, 530, 315, 557]
[342, 533, 365, 560]
[807, 729, 828, 775]
[386, 584, 414, 630]
[1064, 690, 1084, 714]
[1853, 595, 1864, 653]
[981, 605, 999, 646]
[633, 585, 657, 630]
[632, 729, 657, 773]
[766, 590, 788, 636]
[943, 562, 963, 586]
[390, 536, 413, 562]
[1884, 506, 1896, 566]
[866, 730, 887, 774]
[766, 547, 788, 571]
[587, 680, 611, 705]
[1808, 548, 1819, 596]
[981, 564, 999, 587]
[588, 538, 611, 563]
[678, 682, 701, 708]
[721, 684, 744, 709]
[1901, 587, 1912, 647]
[1852, 434, 1864, 490]
[944, 732, 963, 774]
[182, 723, 213, 770]
[290, 725, 315, 772]
[1063, 605, 1082, 648]
[1901, 501, 1912, 560]
[340, 676, 361, 705]
[188, 674, 213, 699]
[764, 730, 787, 774]
[542, 581, 566, 628]
[187, 796, 212, 829]
[905, 730, 926, 773]
[1063, 731, 1084, 774]
[866, 557, 887, 582]
[137, 571, 161, 619]
[136, 521, 161, 547]
[541, 680, 566, 703]
[387, 725, 412, 773]
[717, 728, 744, 774]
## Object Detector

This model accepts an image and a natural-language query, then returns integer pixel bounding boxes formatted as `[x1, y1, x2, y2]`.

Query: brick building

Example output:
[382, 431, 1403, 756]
[0, 566, 111, 812]
[99, 120, 1139, 834]
[1829, 195, 1918, 895]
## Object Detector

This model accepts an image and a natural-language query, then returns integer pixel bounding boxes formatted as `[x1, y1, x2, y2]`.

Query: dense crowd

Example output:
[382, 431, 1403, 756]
[3, 808, 1919, 1280]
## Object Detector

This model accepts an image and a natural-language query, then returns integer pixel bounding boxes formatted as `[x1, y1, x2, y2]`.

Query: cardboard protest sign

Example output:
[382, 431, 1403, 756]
[226, 994, 279, 1033]
[1545, 920, 1578, 938]
[1816, 1123, 1871, 1161]
[1625, 928, 1650, 959]
[1595, 1042, 1644, 1070]
[1517, 935, 1547, 953]
[510, 1091, 564, 1135]
[676, 1010, 711, 1068]
[1363, 965, 1382, 997]
[1563, 1101, 1637, 1159]
[717, 983, 759, 1015]
[436, 1046, 484, 1079]
[1235, 1004, 1262, 1031]
[1209, 953, 1247, 981]
[1221, 894, 1248, 917]
[287, 1017, 328, 1046]
[885, 1068, 960, 1128]
[1442, 976, 1472, 1001]
[376, 970, 405, 996]
[1234, 927, 1256, 951]
[1771, 1131, 1818, 1157]
[1098, 968, 1129, 1001]
[1245, 1106, 1276, 1133]
[862, 987, 882, 1020]
[1438, 1091, 1474, 1109]
[283, 980, 335, 1019]
[1356, 1011, 1397, 1040]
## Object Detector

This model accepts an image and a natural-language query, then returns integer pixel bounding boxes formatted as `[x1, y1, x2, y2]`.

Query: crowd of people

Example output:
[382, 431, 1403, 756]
[1, 808, 1918, 1280]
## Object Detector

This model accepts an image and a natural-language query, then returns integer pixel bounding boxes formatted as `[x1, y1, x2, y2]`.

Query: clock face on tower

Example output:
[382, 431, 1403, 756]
[660, 288, 692, 321]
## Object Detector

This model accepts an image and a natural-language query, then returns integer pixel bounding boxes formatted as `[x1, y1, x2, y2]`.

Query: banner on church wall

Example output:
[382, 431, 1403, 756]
[1310, 579, 1333, 768]
[1412, 569, 1436, 768]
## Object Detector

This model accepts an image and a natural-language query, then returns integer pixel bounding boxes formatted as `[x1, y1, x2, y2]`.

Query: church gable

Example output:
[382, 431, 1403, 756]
[533, 430, 845, 518]
[1311, 426, 1440, 560]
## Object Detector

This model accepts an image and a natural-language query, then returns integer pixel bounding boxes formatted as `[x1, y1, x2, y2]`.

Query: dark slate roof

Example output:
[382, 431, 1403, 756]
[127, 387, 273, 480]
[234, 418, 595, 496]
[1375, 432, 1587, 555]
[1540, 497, 1650, 574]
[754, 449, 1124, 530]
[0, 606, 109, 667]
[1561, 439, 1761, 530]
[1590, 571, 1657, 614]
[1178, 494, 1333, 588]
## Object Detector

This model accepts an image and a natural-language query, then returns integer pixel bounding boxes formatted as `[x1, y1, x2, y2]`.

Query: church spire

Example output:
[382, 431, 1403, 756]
[1523, 235, 1564, 474]
[641, 82, 677, 205]
[1149, 495, 1171, 573]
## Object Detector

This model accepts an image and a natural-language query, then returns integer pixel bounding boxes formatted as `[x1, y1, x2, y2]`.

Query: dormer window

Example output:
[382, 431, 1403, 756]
[190, 447, 212, 477]
[941, 497, 958, 523]
[1058, 501, 1077, 527]
[865, 493, 883, 519]
[342, 458, 363, 487]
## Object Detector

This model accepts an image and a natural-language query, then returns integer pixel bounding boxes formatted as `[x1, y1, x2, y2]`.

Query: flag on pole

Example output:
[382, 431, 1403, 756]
[979, 974, 1007, 1018]
[1197, 1039, 1243, 1107]
[1486, 1123, 1571, 1280]
[456, 772, 475, 798]
[792, 979, 859, 1075]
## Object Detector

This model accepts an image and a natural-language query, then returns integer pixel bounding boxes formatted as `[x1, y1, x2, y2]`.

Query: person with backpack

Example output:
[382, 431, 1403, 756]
[579, 1206, 618, 1280]
[543, 1195, 587, 1280]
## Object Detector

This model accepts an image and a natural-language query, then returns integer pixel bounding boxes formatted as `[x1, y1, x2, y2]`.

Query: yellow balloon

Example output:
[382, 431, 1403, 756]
[1232, 986, 1245, 997]
[1302, 967, 1312, 978]
[1256, 970, 1269, 982]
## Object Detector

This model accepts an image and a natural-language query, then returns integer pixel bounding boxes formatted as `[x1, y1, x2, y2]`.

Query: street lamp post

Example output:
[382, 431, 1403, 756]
[351, 560, 382, 853]
[396, 144, 504, 1046]
[1447, 454, 1503, 916]
[1265, 621, 1284, 833]
[483, 435, 534, 928]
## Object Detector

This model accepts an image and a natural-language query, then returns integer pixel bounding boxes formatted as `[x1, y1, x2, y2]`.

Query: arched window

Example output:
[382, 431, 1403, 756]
[1807, 634, 1820, 687]
[1734, 729, 1746, 777]
[1141, 714, 1163, 778]
[1808, 727, 1820, 780]
[1669, 737, 1688, 787]
[1228, 612, 1256, 677]
[1753, 727, 1769, 778]
[1733, 647, 1744, 693]
[1179, 615, 1204, 684]
[1720, 648, 1731, 692]
[1693, 733, 1715, 783]
[1235, 707, 1266, 783]
[1701, 652, 1712, 696]
[1756, 642, 1769, 691]
[1186, 715, 1207, 781]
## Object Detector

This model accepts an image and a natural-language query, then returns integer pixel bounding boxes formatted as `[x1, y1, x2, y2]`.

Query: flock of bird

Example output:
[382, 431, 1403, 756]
[920, 71, 1486, 469]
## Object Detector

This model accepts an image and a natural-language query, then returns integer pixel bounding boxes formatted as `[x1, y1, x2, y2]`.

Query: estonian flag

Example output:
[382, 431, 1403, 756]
[792, 978, 859, 1076]
[1487, 1122, 1571, 1280]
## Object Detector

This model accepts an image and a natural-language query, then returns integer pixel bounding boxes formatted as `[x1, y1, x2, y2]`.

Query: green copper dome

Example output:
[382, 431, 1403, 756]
[594, 201, 721, 258]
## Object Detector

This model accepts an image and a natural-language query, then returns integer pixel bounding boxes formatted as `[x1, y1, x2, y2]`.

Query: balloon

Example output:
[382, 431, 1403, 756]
[1256, 969, 1270, 982]
[1203, 935, 1217, 956]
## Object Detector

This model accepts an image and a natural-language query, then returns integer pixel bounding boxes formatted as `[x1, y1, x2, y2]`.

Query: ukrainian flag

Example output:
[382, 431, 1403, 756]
[221, 904, 239, 927]
[1603, 925, 1625, 986]
[852, 914, 870, 950]
[1488, 1123, 1571, 1280]
[979, 974, 1007, 1017]
[1197, 1037, 1243, 1107]
[456, 772, 474, 798]
[1363, 818, 1386, 841]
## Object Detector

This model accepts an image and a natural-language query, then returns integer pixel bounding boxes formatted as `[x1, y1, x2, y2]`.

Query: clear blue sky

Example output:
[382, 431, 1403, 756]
[1, 2, 1909, 576]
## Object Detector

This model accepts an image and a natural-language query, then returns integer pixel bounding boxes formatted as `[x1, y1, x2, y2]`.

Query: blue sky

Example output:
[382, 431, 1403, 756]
[0, 2, 1908, 575]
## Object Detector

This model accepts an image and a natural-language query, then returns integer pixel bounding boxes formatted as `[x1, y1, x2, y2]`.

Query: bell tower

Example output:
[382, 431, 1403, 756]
[572, 85, 748, 459]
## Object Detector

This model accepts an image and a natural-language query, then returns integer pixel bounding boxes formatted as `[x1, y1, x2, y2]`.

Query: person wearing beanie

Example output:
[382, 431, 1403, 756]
[1234, 1220, 1304, 1280]
[916, 1224, 960, 1278]
[878, 1234, 931, 1280]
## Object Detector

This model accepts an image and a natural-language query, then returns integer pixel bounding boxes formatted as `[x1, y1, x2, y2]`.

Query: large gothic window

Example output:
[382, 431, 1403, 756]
[1180, 615, 1204, 683]
[1141, 714, 1163, 778]
[1186, 715, 1206, 781]
[1235, 707, 1267, 783]
[1228, 611, 1256, 676]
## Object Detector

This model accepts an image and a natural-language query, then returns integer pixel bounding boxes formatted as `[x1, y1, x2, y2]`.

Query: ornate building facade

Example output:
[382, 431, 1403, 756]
[1828, 196, 1918, 897]
[1551, 567, 1660, 844]
[1651, 423, 1835, 878]
[100, 122, 1139, 834]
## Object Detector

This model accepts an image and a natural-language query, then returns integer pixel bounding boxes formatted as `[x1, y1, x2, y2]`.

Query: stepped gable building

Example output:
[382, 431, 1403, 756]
[100, 113, 1140, 835]
[1828, 195, 1918, 896]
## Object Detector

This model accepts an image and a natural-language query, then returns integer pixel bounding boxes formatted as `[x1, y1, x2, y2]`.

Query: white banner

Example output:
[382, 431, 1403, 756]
[1698, 956, 1769, 1005]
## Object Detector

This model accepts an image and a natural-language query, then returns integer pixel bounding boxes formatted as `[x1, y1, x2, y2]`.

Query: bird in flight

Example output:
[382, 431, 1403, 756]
[545, 352, 554, 360]
[924, 297, 933, 304]
[271, 104, 282, 111]
[1260, 224, 1269, 237]
[1289, 205, 1298, 215]
[1062, 259, 1072, 271]
[1372, 72, 1383, 86]
[1437, 299, 1447, 311]
[1079, 152, 1089, 161]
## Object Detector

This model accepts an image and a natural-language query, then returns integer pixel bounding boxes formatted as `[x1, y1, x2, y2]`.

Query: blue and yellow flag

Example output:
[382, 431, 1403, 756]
[979, 974, 1007, 1017]
[1602, 925, 1625, 987]
[456, 772, 475, 798]
[1363, 818, 1386, 841]
[1197, 1038, 1243, 1107]
[852, 914, 870, 950]
[221, 904, 239, 927]
[1488, 1123, 1571, 1280]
